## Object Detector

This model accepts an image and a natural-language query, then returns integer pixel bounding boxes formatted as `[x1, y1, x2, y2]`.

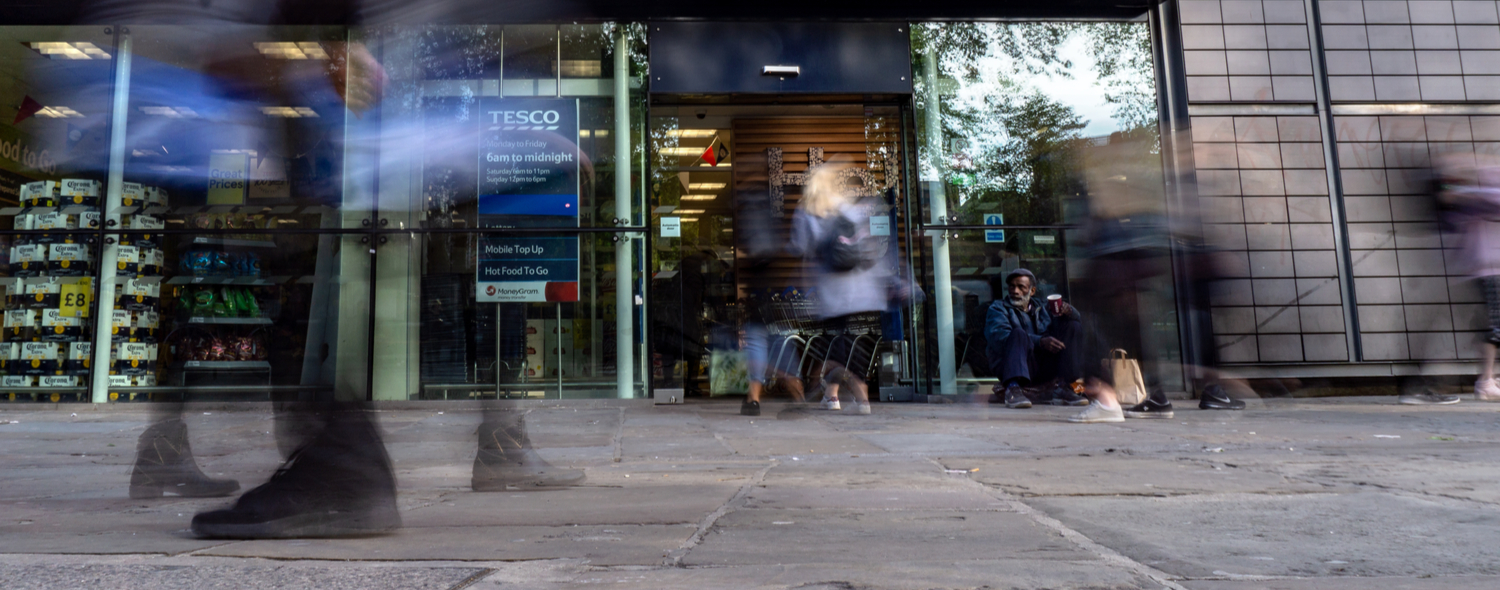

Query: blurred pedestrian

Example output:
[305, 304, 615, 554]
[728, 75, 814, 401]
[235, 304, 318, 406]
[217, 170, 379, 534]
[790, 164, 893, 415]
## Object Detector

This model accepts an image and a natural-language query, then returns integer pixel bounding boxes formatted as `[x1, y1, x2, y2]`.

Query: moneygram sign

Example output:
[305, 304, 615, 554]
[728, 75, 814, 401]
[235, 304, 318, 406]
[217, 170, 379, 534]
[476, 98, 581, 303]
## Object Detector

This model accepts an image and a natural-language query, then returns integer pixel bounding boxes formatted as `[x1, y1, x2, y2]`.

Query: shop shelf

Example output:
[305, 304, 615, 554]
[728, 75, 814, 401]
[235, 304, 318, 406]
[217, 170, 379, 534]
[164, 276, 283, 286]
[185, 317, 273, 325]
[187, 237, 279, 248]
[175, 360, 271, 370]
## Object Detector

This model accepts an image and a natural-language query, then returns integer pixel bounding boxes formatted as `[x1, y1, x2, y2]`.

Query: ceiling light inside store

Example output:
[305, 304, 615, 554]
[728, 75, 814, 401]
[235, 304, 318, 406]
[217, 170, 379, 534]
[688, 182, 725, 190]
[675, 209, 705, 214]
[139, 106, 198, 118]
[261, 106, 318, 118]
[35, 106, 82, 118]
[680, 195, 717, 201]
[27, 42, 110, 60]
[679, 217, 699, 222]
[668, 129, 716, 138]
[254, 42, 329, 60]
[659, 147, 709, 156]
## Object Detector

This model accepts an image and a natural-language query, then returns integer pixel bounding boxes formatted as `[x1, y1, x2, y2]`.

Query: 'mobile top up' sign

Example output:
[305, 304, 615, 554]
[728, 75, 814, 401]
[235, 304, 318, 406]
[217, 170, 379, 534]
[476, 98, 580, 302]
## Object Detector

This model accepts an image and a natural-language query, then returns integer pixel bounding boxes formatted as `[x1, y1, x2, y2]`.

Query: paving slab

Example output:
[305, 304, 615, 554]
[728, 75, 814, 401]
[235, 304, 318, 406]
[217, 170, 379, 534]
[197, 524, 694, 564]
[0, 563, 486, 590]
[1184, 576, 1500, 590]
[943, 455, 1333, 497]
[470, 560, 1158, 590]
[682, 508, 1094, 566]
[1028, 491, 1500, 579]
[401, 484, 738, 527]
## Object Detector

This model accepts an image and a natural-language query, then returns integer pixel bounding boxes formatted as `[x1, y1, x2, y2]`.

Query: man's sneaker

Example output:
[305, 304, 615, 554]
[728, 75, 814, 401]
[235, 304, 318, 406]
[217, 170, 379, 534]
[1067, 401, 1125, 423]
[1199, 384, 1246, 410]
[1398, 391, 1461, 405]
[821, 395, 841, 411]
[1124, 397, 1175, 419]
[1047, 383, 1089, 407]
[1004, 385, 1032, 409]
[740, 400, 761, 416]
[855, 402, 871, 415]
[1476, 379, 1500, 402]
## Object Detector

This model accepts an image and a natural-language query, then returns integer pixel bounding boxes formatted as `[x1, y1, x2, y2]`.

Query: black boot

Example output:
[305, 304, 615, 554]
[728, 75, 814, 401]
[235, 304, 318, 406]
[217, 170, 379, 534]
[130, 419, 240, 499]
[1199, 383, 1246, 410]
[472, 410, 585, 491]
[191, 406, 399, 538]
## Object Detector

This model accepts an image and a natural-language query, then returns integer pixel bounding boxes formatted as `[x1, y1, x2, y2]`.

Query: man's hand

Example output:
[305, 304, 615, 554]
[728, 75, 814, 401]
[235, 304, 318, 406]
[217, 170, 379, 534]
[1040, 336, 1065, 353]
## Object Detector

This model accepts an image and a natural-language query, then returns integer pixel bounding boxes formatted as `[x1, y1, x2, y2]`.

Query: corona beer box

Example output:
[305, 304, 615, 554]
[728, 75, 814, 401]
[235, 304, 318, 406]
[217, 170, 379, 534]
[2, 375, 35, 389]
[121, 182, 145, 208]
[40, 375, 78, 388]
[4, 309, 35, 342]
[65, 342, 90, 375]
[122, 214, 164, 249]
[47, 243, 92, 276]
[141, 248, 165, 276]
[114, 245, 140, 276]
[117, 279, 159, 311]
[59, 178, 101, 208]
[107, 374, 132, 388]
[5, 278, 23, 308]
[11, 213, 35, 245]
[135, 310, 159, 342]
[40, 309, 85, 342]
[112, 341, 155, 375]
[19, 342, 61, 376]
[10, 244, 45, 277]
[110, 309, 134, 343]
[19, 181, 58, 208]
[25, 278, 62, 308]
[0, 342, 17, 372]
[146, 186, 169, 207]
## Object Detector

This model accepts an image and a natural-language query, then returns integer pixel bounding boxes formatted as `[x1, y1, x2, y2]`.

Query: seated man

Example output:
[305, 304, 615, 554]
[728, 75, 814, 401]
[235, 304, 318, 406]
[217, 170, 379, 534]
[984, 269, 1088, 408]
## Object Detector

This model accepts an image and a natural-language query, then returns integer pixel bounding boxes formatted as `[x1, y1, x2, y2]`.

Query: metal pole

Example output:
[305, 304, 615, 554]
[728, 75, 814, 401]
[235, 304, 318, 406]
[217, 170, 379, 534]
[922, 44, 957, 396]
[91, 29, 131, 403]
[613, 28, 636, 399]
[1305, 0, 1361, 361]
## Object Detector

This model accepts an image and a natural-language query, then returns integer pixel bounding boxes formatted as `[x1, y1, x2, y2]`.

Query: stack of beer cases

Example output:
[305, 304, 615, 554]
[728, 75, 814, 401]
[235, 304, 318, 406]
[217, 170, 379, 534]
[2, 179, 101, 402]
[108, 182, 168, 400]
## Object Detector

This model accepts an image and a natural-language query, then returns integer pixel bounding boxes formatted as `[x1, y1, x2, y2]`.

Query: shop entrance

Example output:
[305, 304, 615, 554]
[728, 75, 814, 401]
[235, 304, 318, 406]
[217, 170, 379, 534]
[646, 102, 915, 402]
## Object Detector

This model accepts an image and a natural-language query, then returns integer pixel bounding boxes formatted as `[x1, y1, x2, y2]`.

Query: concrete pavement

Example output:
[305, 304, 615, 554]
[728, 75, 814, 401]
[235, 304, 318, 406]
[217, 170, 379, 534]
[2, 396, 1499, 589]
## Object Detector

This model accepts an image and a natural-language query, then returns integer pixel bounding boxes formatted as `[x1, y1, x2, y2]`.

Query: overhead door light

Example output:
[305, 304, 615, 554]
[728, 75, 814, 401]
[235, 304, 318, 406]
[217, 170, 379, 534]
[139, 106, 198, 118]
[254, 42, 329, 60]
[36, 106, 82, 118]
[27, 42, 110, 60]
[260, 106, 318, 118]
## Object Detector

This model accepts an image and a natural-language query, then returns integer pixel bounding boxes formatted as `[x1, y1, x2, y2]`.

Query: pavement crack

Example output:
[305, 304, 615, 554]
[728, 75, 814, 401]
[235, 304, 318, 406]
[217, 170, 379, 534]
[922, 457, 1191, 590]
[445, 567, 496, 590]
[662, 459, 776, 567]
[612, 407, 625, 463]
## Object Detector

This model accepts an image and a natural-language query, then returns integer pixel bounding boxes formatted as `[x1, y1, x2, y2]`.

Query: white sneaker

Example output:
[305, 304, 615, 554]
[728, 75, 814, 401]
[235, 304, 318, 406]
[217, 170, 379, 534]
[821, 396, 841, 411]
[1477, 379, 1500, 401]
[1067, 401, 1125, 423]
[855, 402, 871, 415]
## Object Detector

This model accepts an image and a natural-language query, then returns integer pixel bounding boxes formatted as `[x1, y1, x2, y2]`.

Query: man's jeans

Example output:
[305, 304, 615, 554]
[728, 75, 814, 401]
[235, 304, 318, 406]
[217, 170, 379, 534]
[986, 314, 1082, 386]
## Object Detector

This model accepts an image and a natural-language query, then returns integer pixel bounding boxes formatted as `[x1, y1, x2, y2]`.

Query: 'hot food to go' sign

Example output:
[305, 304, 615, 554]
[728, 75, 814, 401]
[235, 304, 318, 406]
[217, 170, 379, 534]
[476, 98, 581, 303]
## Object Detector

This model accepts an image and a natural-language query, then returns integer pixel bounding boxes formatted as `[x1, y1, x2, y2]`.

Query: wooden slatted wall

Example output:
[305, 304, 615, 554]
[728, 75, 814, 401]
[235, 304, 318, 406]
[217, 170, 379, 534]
[731, 116, 904, 296]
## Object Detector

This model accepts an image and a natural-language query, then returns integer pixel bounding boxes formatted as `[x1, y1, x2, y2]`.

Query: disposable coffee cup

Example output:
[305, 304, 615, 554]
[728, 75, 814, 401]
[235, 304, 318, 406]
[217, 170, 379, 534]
[1046, 294, 1065, 315]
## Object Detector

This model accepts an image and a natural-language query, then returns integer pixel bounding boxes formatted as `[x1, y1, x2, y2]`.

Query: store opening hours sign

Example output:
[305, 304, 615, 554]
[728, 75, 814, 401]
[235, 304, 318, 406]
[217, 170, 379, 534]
[476, 98, 581, 302]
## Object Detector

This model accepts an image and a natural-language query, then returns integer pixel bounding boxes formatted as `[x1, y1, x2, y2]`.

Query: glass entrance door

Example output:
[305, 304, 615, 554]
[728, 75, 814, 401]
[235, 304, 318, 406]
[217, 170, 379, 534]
[646, 103, 914, 402]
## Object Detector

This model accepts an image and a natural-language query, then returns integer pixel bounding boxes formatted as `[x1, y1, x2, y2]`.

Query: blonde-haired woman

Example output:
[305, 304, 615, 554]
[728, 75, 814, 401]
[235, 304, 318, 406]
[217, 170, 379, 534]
[790, 164, 893, 415]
